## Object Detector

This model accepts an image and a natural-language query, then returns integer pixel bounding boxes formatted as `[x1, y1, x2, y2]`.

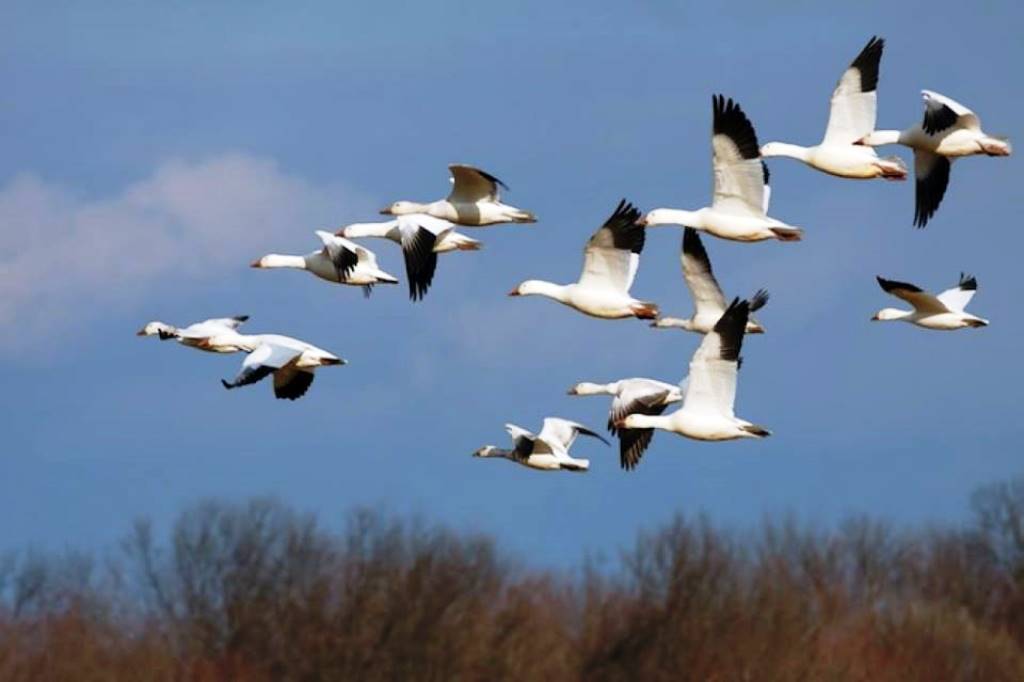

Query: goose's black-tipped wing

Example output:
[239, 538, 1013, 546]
[876, 276, 947, 313]
[913, 151, 951, 228]
[848, 36, 884, 93]
[749, 289, 770, 313]
[221, 364, 274, 390]
[713, 94, 760, 160]
[712, 96, 768, 216]
[936, 273, 978, 313]
[222, 343, 302, 392]
[447, 164, 509, 203]
[608, 388, 672, 471]
[322, 241, 359, 282]
[401, 226, 440, 301]
[273, 369, 315, 401]
[920, 90, 984, 137]
[682, 298, 750, 417]
[823, 36, 884, 144]
[579, 199, 645, 292]
[681, 228, 728, 317]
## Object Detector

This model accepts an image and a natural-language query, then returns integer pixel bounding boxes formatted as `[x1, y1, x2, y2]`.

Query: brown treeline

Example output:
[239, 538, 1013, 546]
[3, 478, 1024, 681]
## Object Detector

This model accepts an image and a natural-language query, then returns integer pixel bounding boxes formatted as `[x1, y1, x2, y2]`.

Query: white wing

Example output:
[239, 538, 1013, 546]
[537, 418, 607, 455]
[822, 37, 883, 145]
[876, 277, 949, 314]
[681, 299, 749, 417]
[396, 214, 456, 238]
[935, 274, 977, 313]
[680, 228, 727, 319]
[710, 96, 767, 217]
[578, 200, 644, 292]
[921, 90, 980, 135]
[447, 165, 507, 203]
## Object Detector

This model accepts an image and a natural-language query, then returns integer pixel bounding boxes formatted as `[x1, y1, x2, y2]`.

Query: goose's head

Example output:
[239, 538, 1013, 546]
[639, 209, 693, 228]
[507, 280, 550, 297]
[472, 445, 499, 458]
[380, 201, 418, 216]
[871, 308, 904, 322]
[137, 321, 174, 337]
[567, 382, 606, 396]
[250, 256, 268, 268]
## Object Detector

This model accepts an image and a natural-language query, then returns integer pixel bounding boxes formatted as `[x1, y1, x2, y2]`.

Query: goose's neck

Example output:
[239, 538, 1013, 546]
[517, 280, 570, 302]
[860, 130, 902, 146]
[644, 208, 705, 228]
[340, 222, 396, 239]
[625, 414, 674, 430]
[761, 142, 812, 162]
[572, 381, 618, 396]
[257, 254, 308, 269]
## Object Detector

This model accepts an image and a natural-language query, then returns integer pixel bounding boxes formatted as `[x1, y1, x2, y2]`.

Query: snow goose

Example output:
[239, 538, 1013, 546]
[860, 90, 1011, 227]
[336, 214, 481, 301]
[760, 37, 908, 180]
[136, 315, 251, 353]
[472, 418, 608, 472]
[618, 298, 770, 441]
[872, 274, 988, 330]
[652, 228, 769, 334]
[251, 231, 399, 296]
[381, 164, 536, 226]
[568, 379, 683, 470]
[508, 199, 659, 319]
[221, 334, 345, 400]
[641, 96, 803, 242]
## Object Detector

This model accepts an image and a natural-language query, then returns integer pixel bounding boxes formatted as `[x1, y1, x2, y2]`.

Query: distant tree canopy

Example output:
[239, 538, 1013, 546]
[4, 480, 1024, 681]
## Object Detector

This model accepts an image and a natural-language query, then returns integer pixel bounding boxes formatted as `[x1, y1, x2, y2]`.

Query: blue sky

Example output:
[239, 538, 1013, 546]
[1, 2, 1021, 566]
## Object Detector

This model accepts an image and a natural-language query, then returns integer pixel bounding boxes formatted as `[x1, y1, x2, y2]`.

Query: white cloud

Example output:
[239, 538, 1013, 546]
[0, 153, 372, 348]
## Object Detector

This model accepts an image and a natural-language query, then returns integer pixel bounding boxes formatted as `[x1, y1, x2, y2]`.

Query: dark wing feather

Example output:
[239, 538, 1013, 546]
[923, 103, 960, 136]
[749, 289, 770, 312]
[574, 425, 611, 446]
[221, 364, 275, 390]
[274, 370, 314, 401]
[594, 199, 644, 253]
[958, 272, 977, 290]
[323, 242, 359, 281]
[402, 227, 440, 301]
[848, 36, 884, 93]
[712, 94, 760, 160]
[913, 153, 951, 228]
[876, 276, 924, 295]
[713, 298, 751, 362]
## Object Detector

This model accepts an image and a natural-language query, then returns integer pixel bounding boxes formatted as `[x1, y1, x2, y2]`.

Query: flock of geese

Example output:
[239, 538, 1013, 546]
[138, 37, 1009, 473]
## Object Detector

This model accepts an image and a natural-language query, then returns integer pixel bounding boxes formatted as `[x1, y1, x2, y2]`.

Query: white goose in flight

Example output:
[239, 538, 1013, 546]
[136, 315, 251, 353]
[221, 334, 346, 400]
[336, 214, 481, 301]
[642, 95, 803, 242]
[472, 418, 608, 472]
[509, 199, 659, 319]
[652, 228, 769, 334]
[860, 90, 1011, 227]
[381, 164, 536, 226]
[872, 274, 988, 330]
[761, 36, 907, 180]
[251, 231, 399, 296]
[619, 298, 770, 442]
[568, 379, 683, 470]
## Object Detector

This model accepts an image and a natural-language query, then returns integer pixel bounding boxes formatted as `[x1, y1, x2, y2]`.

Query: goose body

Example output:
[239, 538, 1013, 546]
[619, 298, 770, 443]
[860, 91, 1011, 227]
[509, 199, 659, 319]
[652, 228, 769, 334]
[642, 96, 803, 243]
[760, 37, 908, 180]
[252, 231, 399, 294]
[136, 315, 251, 353]
[337, 214, 481, 300]
[381, 164, 536, 226]
[221, 334, 345, 400]
[872, 274, 988, 330]
[473, 418, 608, 472]
[568, 379, 683, 470]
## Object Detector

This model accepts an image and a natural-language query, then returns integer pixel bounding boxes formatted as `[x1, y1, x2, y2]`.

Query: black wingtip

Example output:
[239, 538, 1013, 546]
[221, 379, 234, 390]
[712, 94, 760, 159]
[604, 198, 645, 254]
[877, 276, 923, 294]
[749, 289, 770, 312]
[850, 36, 884, 93]
[958, 273, 977, 290]
[233, 315, 249, 322]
